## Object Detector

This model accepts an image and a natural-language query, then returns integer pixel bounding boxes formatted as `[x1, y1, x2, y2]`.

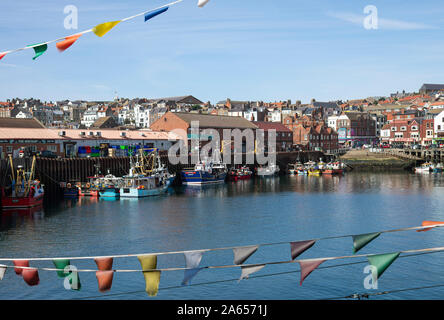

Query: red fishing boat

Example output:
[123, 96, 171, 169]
[1, 156, 44, 209]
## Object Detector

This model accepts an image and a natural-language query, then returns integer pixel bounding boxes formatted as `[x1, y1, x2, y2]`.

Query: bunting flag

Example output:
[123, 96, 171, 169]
[56, 34, 82, 52]
[198, 0, 210, 7]
[367, 252, 400, 279]
[28, 43, 48, 60]
[138, 255, 161, 297]
[13, 260, 29, 275]
[53, 259, 71, 278]
[182, 251, 204, 285]
[145, 7, 169, 22]
[239, 264, 265, 281]
[233, 246, 259, 265]
[417, 221, 444, 232]
[22, 268, 40, 286]
[0, 52, 6, 61]
[299, 259, 325, 285]
[290, 240, 316, 260]
[0, 265, 6, 280]
[95, 257, 114, 292]
[352, 232, 381, 254]
[93, 21, 122, 37]
[65, 269, 81, 291]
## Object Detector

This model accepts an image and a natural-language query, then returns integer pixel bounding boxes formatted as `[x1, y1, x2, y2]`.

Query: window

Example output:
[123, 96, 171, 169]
[400, 126, 407, 131]
[391, 127, 397, 131]
[439, 125, 442, 130]
[411, 126, 418, 131]
[6, 146, 12, 153]
[47, 145, 58, 152]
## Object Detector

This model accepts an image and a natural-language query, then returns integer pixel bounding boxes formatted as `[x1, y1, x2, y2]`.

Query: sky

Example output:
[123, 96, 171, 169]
[0, 0, 444, 104]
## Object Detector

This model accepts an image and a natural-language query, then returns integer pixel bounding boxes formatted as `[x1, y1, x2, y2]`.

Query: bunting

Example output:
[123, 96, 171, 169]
[0, 52, 6, 61]
[145, 7, 169, 22]
[138, 255, 161, 297]
[352, 232, 381, 254]
[28, 43, 48, 60]
[13, 260, 29, 275]
[367, 252, 400, 279]
[53, 259, 70, 278]
[0, 265, 6, 280]
[417, 221, 444, 232]
[93, 21, 122, 37]
[290, 240, 316, 260]
[299, 259, 325, 285]
[22, 268, 40, 286]
[182, 251, 204, 285]
[239, 264, 265, 281]
[56, 34, 82, 52]
[95, 258, 114, 292]
[198, 0, 210, 7]
[233, 246, 258, 265]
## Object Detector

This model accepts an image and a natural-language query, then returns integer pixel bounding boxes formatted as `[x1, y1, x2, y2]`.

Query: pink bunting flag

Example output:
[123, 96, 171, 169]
[22, 268, 40, 286]
[13, 260, 29, 275]
[299, 259, 325, 285]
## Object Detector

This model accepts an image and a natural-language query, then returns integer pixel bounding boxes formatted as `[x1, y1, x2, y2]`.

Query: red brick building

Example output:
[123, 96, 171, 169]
[252, 121, 293, 152]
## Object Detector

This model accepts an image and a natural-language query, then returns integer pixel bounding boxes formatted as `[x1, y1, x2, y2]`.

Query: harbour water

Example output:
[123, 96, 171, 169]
[1, 172, 444, 300]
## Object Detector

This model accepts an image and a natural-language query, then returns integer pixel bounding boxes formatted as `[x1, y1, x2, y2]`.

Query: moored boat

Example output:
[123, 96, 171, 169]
[1, 155, 44, 209]
[181, 154, 227, 186]
[257, 164, 280, 177]
[415, 163, 432, 174]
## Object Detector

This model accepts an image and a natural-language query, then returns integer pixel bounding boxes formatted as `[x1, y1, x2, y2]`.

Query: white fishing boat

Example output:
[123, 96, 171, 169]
[415, 163, 432, 174]
[257, 164, 280, 177]
[120, 150, 175, 198]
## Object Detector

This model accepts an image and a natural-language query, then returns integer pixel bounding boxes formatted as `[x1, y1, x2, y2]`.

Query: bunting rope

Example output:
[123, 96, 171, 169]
[0, 0, 184, 60]
[0, 222, 442, 262]
[4, 245, 444, 274]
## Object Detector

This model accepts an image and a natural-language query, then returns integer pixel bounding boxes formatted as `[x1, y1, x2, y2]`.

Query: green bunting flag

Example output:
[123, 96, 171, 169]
[367, 252, 400, 279]
[352, 232, 381, 254]
[27, 43, 48, 60]
[53, 259, 71, 278]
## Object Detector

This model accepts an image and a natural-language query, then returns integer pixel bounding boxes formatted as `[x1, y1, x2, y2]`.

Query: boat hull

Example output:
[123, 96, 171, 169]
[99, 188, 120, 198]
[181, 170, 227, 185]
[79, 189, 99, 197]
[1, 194, 44, 209]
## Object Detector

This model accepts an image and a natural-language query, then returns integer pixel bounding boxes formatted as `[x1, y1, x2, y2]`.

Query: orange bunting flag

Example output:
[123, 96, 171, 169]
[22, 268, 40, 286]
[56, 34, 82, 52]
[93, 21, 121, 37]
[0, 52, 6, 61]
[95, 257, 114, 292]
[13, 260, 29, 275]
[417, 221, 444, 232]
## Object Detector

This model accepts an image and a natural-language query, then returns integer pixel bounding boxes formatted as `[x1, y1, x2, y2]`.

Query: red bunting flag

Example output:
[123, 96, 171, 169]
[22, 268, 40, 286]
[56, 34, 82, 52]
[13, 260, 29, 275]
[299, 259, 325, 285]
[0, 52, 6, 61]
[417, 221, 444, 232]
[95, 257, 113, 271]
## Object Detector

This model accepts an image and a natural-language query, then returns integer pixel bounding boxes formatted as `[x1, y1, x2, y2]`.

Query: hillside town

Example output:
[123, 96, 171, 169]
[1, 83, 444, 159]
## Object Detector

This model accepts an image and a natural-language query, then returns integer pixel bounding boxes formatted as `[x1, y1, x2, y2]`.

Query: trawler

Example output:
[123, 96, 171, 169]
[1, 155, 44, 209]
[120, 150, 175, 198]
[181, 152, 227, 185]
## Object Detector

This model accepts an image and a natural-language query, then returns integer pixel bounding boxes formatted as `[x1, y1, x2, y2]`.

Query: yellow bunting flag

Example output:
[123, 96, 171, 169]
[137, 255, 161, 297]
[93, 21, 121, 37]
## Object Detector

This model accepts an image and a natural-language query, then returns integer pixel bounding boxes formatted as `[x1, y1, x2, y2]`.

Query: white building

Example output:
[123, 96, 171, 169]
[434, 110, 444, 137]
[81, 109, 98, 128]
[327, 115, 339, 131]
[268, 109, 282, 122]
[134, 104, 151, 129]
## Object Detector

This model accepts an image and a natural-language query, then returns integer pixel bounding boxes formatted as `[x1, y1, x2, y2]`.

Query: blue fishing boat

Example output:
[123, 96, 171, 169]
[96, 173, 122, 198]
[181, 157, 227, 186]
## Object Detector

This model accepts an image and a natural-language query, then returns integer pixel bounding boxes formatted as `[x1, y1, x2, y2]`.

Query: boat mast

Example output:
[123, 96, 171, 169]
[24, 156, 36, 196]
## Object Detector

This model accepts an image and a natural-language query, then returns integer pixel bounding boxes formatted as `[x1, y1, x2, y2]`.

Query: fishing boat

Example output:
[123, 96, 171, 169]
[432, 163, 443, 173]
[181, 153, 227, 186]
[1, 155, 44, 209]
[120, 150, 175, 198]
[257, 164, 280, 177]
[288, 163, 299, 175]
[96, 173, 122, 198]
[228, 166, 253, 181]
[61, 182, 79, 198]
[415, 163, 432, 174]
[78, 180, 100, 197]
[307, 168, 322, 176]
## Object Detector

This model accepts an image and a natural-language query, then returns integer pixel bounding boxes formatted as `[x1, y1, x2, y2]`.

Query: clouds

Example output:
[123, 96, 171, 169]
[327, 11, 436, 31]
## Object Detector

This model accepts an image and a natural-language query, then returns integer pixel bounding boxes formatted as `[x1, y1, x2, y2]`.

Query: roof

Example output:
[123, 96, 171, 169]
[0, 128, 182, 141]
[91, 117, 118, 129]
[252, 121, 292, 132]
[172, 112, 258, 129]
[420, 84, 444, 91]
[0, 118, 45, 128]
[149, 95, 203, 105]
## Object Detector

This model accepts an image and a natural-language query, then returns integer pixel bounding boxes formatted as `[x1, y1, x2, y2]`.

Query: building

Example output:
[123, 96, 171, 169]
[252, 121, 293, 152]
[419, 84, 444, 94]
[385, 119, 422, 146]
[291, 124, 339, 153]
[335, 112, 377, 146]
